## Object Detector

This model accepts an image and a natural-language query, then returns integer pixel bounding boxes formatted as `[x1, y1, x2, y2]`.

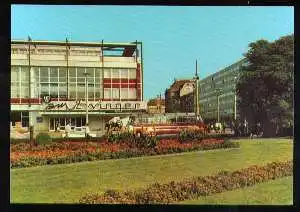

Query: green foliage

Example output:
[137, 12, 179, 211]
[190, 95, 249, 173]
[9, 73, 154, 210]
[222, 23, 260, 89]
[237, 34, 294, 137]
[36, 133, 52, 145]
[179, 129, 205, 143]
[79, 161, 292, 204]
[107, 131, 135, 144]
[107, 132, 158, 149]
[139, 135, 158, 149]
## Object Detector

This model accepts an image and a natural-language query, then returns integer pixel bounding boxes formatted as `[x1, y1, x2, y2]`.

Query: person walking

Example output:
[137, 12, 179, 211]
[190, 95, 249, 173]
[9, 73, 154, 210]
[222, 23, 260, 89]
[55, 121, 60, 132]
[243, 119, 248, 136]
[65, 122, 71, 138]
[85, 123, 90, 138]
[222, 121, 226, 134]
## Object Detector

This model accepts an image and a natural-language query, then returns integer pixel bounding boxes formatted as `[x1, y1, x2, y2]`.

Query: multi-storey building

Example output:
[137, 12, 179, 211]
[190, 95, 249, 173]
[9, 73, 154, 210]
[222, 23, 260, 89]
[10, 39, 146, 138]
[165, 79, 196, 113]
[199, 58, 248, 122]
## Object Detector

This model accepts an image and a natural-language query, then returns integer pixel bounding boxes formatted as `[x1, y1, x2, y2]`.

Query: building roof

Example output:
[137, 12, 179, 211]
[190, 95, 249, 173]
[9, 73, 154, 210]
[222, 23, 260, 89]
[11, 39, 142, 57]
[169, 79, 194, 92]
[11, 39, 142, 47]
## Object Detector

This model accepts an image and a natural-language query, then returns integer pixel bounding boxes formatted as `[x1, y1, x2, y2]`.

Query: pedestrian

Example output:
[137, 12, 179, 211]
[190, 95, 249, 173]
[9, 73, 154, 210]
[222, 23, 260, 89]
[222, 122, 226, 134]
[243, 119, 248, 136]
[56, 121, 60, 132]
[65, 122, 71, 138]
[85, 123, 90, 138]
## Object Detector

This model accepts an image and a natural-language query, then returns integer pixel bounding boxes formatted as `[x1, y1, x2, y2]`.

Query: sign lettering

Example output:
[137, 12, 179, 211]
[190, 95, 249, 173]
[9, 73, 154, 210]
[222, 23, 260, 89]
[44, 100, 146, 111]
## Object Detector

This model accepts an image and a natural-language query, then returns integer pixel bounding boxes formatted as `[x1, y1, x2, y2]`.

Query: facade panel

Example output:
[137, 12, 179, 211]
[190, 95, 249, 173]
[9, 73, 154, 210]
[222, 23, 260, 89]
[199, 58, 247, 122]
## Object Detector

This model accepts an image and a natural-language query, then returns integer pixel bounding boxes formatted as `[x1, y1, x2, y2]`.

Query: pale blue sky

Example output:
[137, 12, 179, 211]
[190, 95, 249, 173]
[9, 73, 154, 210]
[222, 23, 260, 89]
[11, 5, 294, 100]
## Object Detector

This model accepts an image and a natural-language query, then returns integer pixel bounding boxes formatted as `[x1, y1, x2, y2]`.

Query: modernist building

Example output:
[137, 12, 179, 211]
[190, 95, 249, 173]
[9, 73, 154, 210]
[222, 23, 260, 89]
[10, 39, 146, 138]
[199, 58, 248, 122]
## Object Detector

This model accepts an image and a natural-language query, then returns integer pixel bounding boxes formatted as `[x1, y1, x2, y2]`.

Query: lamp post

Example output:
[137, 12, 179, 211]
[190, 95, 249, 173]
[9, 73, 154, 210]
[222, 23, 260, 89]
[194, 60, 200, 119]
[216, 88, 222, 123]
[83, 71, 89, 137]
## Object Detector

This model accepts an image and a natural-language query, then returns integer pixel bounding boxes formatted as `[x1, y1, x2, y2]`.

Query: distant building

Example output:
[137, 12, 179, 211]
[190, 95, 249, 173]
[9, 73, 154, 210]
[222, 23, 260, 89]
[199, 58, 248, 122]
[165, 79, 196, 113]
[147, 96, 165, 114]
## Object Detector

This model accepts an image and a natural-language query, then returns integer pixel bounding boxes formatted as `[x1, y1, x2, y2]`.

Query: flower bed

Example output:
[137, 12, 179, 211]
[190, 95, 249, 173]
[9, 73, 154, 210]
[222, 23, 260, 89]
[79, 160, 293, 204]
[10, 138, 239, 169]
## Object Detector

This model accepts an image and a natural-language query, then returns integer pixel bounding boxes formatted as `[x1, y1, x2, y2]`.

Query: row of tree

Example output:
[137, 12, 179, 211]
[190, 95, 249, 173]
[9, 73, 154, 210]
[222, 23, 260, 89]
[237, 34, 294, 137]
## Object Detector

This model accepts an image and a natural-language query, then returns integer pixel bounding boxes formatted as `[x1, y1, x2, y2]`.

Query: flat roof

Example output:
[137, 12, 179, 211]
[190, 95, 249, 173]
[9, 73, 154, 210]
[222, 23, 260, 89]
[11, 39, 142, 57]
[11, 39, 142, 47]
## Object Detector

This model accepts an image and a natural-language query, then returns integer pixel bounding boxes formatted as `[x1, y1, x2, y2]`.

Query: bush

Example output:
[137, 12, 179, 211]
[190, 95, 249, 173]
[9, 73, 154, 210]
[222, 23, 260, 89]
[36, 133, 52, 145]
[179, 129, 205, 143]
[79, 160, 292, 204]
[134, 135, 158, 149]
[107, 131, 135, 144]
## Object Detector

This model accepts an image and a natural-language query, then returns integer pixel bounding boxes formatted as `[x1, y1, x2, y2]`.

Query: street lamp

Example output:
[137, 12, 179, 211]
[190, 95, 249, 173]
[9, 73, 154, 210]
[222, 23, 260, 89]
[215, 88, 222, 123]
[83, 71, 89, 137]
[194, 60, 200, 119]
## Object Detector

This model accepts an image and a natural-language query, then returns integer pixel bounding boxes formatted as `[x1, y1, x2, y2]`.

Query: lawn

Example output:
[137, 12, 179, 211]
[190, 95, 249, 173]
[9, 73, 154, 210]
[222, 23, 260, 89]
[180, 176, 293, 205]
[10, 138, 293, 203]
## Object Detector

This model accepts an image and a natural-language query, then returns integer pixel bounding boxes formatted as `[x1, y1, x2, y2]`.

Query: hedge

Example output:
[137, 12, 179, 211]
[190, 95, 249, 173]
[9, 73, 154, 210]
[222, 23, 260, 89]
[10, 133, 234, 144]
[79, 160, 293, 204]
[10, 139, 239, 169]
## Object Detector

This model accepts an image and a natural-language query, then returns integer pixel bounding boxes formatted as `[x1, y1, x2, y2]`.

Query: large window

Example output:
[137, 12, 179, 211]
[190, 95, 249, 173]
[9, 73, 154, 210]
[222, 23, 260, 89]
[11, 66, 19, 98]
[111, 69, 119, 78]
[49, 117, 86, 131]
[129, 88, 136, 99]
[77, 83, 85, 100]
[11, 66, 29, 99]
[104, 68, 111, 78]
[112, 88, 119, 99]
[129, 69, 136, 78]
[104, 88, 111, 99]
[10, 111, 29, 127]
[69, 83, 76, 99]
[120, 69, 128, 78]
[120, 88, 128, 99]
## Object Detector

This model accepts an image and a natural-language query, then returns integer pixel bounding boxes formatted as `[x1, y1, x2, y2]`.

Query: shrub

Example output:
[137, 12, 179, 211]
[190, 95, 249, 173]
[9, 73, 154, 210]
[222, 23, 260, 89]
[179, 129, 205, 143]
[107, 131, 135, 144]
[35, 133, 52, 145]
[137, 135, 158, 149]
[79, 160, 292, 204]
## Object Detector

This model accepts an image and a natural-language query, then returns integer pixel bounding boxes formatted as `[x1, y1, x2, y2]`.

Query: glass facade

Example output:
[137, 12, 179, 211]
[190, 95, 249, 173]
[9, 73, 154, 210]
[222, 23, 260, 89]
[199, 58, 247, 120]
[11, 66, 137, 101]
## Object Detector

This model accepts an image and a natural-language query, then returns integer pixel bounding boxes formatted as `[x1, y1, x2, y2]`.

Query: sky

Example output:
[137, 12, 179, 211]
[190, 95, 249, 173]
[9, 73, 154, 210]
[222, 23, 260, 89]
[11, 5, 294, 100]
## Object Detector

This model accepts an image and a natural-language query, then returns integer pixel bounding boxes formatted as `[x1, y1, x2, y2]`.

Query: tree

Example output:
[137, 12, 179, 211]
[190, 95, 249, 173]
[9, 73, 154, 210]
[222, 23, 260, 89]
[237, 35, 294, 137]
